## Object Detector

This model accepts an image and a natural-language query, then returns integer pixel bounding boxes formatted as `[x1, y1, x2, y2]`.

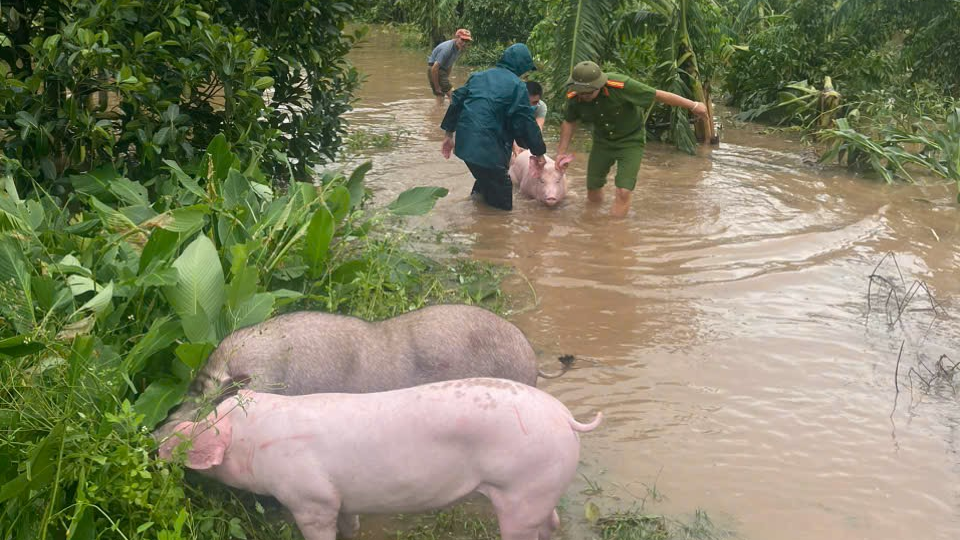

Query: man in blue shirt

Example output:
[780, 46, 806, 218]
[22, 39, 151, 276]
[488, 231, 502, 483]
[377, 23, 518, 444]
[427, 29, 472, 105]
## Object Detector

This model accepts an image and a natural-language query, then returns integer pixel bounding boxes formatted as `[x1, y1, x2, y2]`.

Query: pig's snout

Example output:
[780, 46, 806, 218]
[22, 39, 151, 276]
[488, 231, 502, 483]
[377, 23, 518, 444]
[544, 196, 559, 206]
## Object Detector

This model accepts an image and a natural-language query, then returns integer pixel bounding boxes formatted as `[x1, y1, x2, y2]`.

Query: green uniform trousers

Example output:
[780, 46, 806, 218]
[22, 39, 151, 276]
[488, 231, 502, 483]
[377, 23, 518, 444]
[586, 141, 645, 191]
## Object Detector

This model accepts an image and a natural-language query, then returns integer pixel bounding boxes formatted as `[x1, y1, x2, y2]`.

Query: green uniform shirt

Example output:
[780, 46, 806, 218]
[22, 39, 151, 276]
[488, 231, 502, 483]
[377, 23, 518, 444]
[564, 73, 656, 148]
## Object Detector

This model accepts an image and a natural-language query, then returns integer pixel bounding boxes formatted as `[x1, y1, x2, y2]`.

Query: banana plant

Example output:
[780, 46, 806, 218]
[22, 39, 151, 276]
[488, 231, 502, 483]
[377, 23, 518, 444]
[544, 0, 720, 152]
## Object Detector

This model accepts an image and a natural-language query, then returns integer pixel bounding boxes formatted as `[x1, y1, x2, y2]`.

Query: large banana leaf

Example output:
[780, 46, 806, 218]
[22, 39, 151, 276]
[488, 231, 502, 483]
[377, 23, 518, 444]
[550, 0, 624, 99]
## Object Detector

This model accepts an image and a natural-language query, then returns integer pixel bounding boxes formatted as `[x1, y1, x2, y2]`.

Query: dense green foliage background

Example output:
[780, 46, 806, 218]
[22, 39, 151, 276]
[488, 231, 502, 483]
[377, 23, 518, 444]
[1, 0, 361, 186]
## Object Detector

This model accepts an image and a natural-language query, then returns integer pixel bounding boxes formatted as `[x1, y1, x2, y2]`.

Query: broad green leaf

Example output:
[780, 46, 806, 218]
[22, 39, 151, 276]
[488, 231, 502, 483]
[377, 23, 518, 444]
[270, 289, 304, 307]
[24, 199, 44, 231]
[141, 205, 208, 233]
[182, 311, 213, 343]
[206, 133, 232, 181]
[108, 177, 149, 206]
[132, 379, 190, 429]
[2, 174, 20, 201]
[120, 204, 158, 225]
[67, 275, 96, 296]
[33, 275, 73, 314]
[138, 267, 179, 288]
[228, 518, 247, 540]
[251, 48, 268, 66]
[164, 159, 205, 198]
[124, 317, 181, 376]
[89, 196, 139, 233]
[0, 236, 35, 333]
[228, 242, 252, 278]
[0, 335, 44, 357]
[0, 192, 29, 232]
[305, 206, 334, 278]
[139, 228, 180, 274]
[164, 235, 225, 326]
[226, 265, 258, 310]
[227, 293, 275, 332]
[76, 281, 114, 315]
[253, 76, 274, 90]
[70, 165, 118, 198]
[174, 342, 215, 371]
[346, 161, 371, 209]
[326, 186, 351, 222]
[48, 254, 91, 277]
[67, 505, 94, 540]
[387, 186, 449, 216]
[223, 169, 250, 210]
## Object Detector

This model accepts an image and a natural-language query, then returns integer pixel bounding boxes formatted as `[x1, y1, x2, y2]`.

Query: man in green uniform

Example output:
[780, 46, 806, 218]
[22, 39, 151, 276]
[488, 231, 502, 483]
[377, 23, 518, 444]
[555, 61, 708, 217]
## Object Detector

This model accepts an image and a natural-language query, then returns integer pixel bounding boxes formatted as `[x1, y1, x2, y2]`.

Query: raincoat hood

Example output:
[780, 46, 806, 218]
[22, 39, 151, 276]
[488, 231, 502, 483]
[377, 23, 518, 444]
[496, 43, 537, 76]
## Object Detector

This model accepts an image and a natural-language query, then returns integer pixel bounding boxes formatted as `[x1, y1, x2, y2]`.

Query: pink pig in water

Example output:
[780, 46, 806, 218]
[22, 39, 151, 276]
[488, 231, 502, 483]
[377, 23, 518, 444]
[509, 150, 574, 207]
[159, 378, 602, 540]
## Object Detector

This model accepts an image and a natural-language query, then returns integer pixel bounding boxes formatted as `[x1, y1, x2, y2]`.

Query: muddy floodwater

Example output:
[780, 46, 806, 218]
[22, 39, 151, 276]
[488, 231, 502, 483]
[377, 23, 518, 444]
[330, 27, 960, 540]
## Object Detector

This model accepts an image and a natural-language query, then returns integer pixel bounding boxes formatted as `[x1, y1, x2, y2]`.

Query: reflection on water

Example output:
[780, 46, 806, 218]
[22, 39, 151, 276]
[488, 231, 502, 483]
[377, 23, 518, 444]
[331, 27, 960, 540]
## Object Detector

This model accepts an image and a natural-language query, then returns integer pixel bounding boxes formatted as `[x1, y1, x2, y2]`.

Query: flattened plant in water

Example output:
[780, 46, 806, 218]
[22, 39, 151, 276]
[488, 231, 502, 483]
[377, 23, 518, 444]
[819, 107, 960, 199]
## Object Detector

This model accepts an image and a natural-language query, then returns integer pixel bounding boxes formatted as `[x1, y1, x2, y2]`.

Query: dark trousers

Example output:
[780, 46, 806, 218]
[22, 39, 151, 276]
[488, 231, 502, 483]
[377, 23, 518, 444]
[465, 162, 512, 211]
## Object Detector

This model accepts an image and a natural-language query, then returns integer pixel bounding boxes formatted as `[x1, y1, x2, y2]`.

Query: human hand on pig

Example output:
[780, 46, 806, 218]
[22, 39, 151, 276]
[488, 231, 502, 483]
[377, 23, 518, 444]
[555, 153, 574, 172]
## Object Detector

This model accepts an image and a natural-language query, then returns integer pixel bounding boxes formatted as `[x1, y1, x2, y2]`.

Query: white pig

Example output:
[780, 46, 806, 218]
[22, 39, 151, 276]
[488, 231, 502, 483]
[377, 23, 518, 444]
[159, 378, 603, 540]
[509, 150, 574, 207]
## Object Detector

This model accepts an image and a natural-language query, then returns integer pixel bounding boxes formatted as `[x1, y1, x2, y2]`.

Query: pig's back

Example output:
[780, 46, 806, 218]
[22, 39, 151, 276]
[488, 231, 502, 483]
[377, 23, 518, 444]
[198, 305, 538, 398]
[246, 380, 578, 512]
[509, 150, 532, 186]
[381, 304, 539, 386]
[200, 311, 380, 395]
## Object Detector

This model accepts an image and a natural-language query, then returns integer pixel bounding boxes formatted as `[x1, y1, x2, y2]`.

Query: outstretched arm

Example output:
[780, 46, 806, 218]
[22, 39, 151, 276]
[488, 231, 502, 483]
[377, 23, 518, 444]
[654, 89, 708, 118]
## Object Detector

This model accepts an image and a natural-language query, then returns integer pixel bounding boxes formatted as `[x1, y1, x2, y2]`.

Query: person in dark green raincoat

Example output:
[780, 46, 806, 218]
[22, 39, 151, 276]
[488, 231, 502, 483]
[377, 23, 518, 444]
[440, 43, 547, 211]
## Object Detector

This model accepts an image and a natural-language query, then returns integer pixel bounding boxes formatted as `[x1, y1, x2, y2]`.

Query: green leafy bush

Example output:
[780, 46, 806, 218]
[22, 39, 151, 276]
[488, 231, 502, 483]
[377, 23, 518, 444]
[0, 134, 512, 537]
[0, 0, 363, 185]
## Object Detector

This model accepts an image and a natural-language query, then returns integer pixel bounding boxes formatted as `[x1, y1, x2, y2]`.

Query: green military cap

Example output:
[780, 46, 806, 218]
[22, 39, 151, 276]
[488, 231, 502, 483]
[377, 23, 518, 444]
[566, 61, 608, 93]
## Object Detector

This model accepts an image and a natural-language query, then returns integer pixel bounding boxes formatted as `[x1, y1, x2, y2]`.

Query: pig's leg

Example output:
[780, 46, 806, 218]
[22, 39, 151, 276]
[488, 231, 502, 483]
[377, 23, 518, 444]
[336, 513, 360, 539]
[537, 510, 560, 540]
[482, 488, 551, 540]
[290, 508, 339, 540]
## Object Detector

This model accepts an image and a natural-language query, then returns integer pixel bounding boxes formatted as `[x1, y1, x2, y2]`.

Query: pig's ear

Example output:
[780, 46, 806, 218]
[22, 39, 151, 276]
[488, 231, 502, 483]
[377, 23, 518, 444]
[158, 422, 196, 461]
[186, 417, 232, 470]
[528, 155, 543, 178]
[160, 418, 232, 470]
[557, 154, 574, 170]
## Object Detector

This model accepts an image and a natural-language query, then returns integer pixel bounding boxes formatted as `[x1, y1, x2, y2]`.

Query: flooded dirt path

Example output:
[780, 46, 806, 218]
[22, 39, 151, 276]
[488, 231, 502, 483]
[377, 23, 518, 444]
[334, 27, 960, 540]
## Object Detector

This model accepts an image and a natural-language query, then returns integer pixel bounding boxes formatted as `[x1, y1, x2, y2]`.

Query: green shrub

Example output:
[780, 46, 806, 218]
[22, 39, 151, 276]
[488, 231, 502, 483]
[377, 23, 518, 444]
[0, 0, 363, 185]
[0, 136, 508, 538]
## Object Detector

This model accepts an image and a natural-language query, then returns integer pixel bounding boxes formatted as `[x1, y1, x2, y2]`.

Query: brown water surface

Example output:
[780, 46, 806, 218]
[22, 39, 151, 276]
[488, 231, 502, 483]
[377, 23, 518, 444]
[332, 27, 960, 540]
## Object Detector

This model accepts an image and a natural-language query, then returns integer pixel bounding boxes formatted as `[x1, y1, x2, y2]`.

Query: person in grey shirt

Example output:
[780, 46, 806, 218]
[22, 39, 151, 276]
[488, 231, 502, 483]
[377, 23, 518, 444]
[427, 28, 472, 105]
[513, 80, 548, 156]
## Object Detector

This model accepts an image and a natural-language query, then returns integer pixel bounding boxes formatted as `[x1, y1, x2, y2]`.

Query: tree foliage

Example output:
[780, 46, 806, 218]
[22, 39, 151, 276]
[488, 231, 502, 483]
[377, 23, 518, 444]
[0, 0, 363, 186]
[361, 0, 545, 47]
